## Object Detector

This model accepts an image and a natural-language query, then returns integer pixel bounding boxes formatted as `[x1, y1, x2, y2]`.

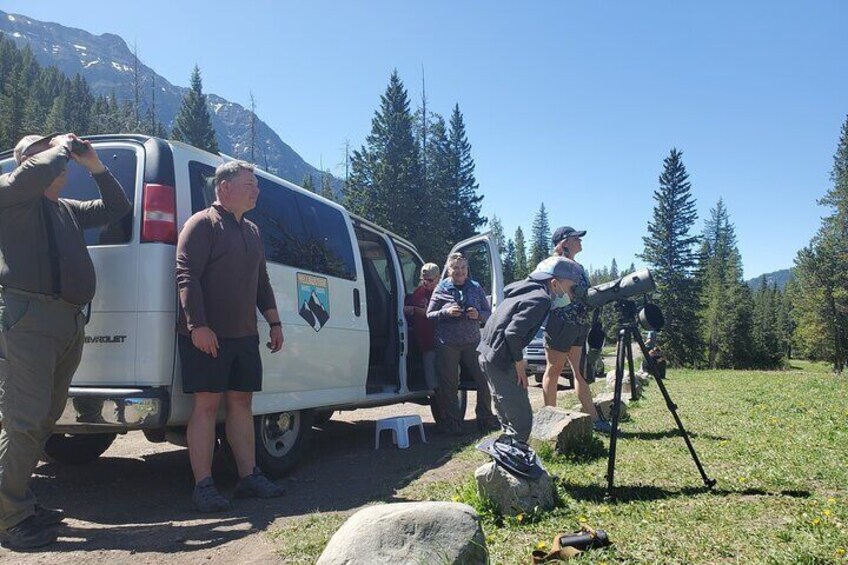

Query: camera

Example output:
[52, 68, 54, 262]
[69, 138, 90, 156]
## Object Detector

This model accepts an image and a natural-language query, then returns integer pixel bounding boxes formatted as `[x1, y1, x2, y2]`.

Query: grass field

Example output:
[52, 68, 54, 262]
[272, 361, 848, 564]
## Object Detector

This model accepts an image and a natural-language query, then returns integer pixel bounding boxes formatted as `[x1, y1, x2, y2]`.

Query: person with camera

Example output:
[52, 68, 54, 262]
[426, 253, 498, 435]
[540, 226, 610, 433]
[477, 257, 584, 442]
[0, 133, 130, 549]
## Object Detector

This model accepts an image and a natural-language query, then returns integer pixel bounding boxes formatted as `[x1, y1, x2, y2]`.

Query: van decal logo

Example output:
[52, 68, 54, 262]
[297, 273, 330, 332]
[85, 335, 127, 344]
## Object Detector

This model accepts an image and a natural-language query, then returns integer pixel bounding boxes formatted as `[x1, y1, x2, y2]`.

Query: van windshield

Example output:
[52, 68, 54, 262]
[0, 147, 137, 246]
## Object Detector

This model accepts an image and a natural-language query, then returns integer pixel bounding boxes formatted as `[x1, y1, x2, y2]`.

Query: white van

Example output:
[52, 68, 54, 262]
[0, 135, 503, 476]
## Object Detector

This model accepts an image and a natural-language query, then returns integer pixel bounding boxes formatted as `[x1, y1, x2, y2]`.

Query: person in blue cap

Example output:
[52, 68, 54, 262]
[476, 256, 583, 441]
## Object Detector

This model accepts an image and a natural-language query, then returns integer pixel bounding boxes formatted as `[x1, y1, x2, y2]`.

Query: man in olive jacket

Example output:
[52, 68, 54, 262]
[0, 133, 130, 549]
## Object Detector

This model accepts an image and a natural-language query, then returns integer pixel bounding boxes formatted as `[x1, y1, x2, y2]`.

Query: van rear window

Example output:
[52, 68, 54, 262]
[0, 147, 137, 245]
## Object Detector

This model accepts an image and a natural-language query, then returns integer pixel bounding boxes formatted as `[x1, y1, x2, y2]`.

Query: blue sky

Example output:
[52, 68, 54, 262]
[5, 1, 846, 278]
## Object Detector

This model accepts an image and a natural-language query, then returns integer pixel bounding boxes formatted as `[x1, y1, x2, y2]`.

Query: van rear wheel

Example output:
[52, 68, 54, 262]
[43, 433, 117, 465]
[254, 409, 313, 478]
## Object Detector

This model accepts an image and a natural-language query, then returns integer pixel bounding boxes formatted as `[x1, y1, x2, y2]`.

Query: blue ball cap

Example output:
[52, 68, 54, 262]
[529, 256, 582, 282]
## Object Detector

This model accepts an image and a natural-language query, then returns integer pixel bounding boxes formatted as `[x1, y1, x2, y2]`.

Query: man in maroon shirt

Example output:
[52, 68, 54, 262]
[176, 161, 284, 512]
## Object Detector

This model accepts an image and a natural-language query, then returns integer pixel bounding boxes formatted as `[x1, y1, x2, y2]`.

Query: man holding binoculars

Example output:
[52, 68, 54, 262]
[0, 133, 130, 548]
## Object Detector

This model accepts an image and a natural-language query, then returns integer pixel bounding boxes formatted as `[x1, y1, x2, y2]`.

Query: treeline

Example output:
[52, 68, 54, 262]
[487, 148, 798, 371]
[0, 34, 167, 150]
[342, 70, 485, 263]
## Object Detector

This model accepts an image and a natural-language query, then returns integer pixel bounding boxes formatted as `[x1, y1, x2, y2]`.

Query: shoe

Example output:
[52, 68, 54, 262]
[32, 504, 65, 527]
[0, 515, 57, 549]
[192, 477, 232, 512]
[592, 420, 612, 434]
[476, 416, 500, 433]
[234, 467, 285, 499]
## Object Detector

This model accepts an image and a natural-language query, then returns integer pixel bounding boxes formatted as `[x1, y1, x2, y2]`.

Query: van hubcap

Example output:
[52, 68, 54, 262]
[260, 411, 300, 457]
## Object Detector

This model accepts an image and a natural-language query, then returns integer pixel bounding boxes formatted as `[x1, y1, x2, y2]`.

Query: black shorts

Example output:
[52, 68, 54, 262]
[544, 315, 589, 353]
[179, 334, 263, 393]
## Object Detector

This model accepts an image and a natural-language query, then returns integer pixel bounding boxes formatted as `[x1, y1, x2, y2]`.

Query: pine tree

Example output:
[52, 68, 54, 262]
[489, 216, 506, 259]
[699, 199, 754, 368]
[446, 104, 485, 243]
[346, 71, 423, 253]
[529, 203, 551, 268]
[320, 170, 336, 202]
[503, 239, 517, 285]
[514, 227, 529, 280]
[792, 116, 848, 372]
[417, 112, 453, 261]
[171, 65, 219, 153]
[301, 173, 315, 192]
[639, 148, 702, 367]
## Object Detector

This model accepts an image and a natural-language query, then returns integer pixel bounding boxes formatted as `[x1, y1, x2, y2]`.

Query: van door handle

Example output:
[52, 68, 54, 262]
[353, 289, 361, 317]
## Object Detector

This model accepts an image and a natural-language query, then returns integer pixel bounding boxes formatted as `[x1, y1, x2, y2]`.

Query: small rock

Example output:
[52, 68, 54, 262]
[530, 406, 592, 454]
[317, 501, 486, 565]
[593, 391, 629, 421]
[475, 461, 555, 517]
[604, 369, 644, 398]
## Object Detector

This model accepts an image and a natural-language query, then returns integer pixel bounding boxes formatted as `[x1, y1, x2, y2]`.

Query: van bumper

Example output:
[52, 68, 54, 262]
[54, 387, 170, 433]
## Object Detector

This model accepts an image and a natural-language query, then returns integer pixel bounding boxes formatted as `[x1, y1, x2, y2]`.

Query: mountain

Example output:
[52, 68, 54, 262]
[746, 268, 793, 290]
[0, 10, 341, 194]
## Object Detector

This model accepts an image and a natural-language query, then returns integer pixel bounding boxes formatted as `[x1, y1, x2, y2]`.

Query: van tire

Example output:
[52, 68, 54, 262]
[43, 433, 117, 465]
[254, 409, 314, 478]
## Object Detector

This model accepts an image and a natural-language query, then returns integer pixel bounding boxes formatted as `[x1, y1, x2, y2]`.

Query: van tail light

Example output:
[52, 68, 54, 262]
[141, 183, 177, 244]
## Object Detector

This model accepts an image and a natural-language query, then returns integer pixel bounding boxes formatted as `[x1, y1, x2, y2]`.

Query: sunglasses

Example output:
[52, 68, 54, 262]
[421, 277, 435, 283]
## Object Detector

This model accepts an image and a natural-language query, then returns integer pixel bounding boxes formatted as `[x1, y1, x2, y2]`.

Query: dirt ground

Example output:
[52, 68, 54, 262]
[0, 382, 565, 564]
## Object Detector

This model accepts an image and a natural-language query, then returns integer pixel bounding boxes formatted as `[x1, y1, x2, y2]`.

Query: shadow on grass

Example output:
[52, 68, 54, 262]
[561, 481, 711, 503]
[616, 429, 727, 441]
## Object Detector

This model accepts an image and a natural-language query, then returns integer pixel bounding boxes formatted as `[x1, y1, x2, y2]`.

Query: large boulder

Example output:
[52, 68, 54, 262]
[475, 461, 555, 517]
[316, 502, 487, 565]
[530, 406, 592, 454]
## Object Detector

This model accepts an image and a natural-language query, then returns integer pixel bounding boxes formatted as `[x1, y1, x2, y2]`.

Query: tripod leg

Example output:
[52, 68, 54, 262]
[651, 374, 716, 488]
[631, 332, 716, 489]
[605, 329, 628, 498]
[626, 338, 638, 401]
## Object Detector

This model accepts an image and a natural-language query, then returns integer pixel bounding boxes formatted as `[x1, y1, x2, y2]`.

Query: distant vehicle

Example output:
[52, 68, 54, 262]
[523, 326, 604, 387]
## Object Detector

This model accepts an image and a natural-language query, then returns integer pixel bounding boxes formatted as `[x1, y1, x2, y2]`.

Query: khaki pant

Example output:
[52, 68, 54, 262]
[435, 342, 493, 428]
[479, 355, 532, 442]
[0, 290, 84, 529]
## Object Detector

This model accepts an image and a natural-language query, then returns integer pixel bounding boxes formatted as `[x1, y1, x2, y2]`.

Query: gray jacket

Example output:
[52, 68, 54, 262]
[477, 278, 551, 370]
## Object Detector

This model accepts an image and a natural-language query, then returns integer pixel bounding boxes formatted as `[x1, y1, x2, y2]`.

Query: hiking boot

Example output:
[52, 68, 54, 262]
[234, 467, 284, 499]
[593, 420, 612, 434]
[0, 515, 57, 549]
[32, 504, 65, 527]
[192, 477, 231, 512]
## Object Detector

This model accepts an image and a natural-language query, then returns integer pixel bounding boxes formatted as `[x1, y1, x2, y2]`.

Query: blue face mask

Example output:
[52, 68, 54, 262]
[550, 281, 571, 309]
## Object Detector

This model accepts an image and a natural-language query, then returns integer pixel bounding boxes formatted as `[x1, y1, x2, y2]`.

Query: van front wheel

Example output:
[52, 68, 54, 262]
[43, 433, 117, 465]
[254, 409, 313, 478]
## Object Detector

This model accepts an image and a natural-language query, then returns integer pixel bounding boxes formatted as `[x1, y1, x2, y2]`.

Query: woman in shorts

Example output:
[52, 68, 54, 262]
[539, 226, 610, 433]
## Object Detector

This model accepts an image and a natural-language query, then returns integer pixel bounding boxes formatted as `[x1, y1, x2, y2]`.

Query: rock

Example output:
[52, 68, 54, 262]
[530, 406, 592, 454]
[316, 501, 486, 565]
[604, 369, 644, 398]
[593, 391, 629, 421]
[475, 462, 555, 517]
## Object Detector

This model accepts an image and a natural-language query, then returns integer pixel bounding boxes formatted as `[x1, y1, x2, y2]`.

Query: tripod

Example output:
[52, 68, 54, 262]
[605, 299, 716, 498]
